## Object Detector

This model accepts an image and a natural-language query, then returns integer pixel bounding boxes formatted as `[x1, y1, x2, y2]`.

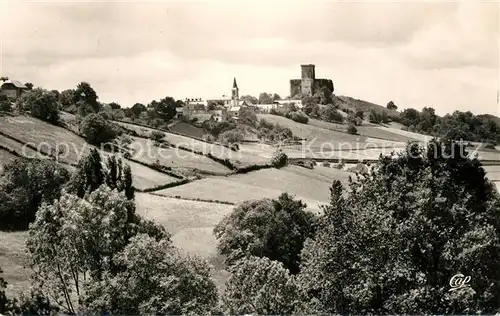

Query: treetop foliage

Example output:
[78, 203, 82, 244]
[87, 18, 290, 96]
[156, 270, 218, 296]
[298, 140, 500, 314]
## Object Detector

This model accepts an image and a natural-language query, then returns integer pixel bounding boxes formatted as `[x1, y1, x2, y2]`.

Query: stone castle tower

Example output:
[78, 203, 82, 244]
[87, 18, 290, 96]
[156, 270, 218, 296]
[290, 64, 334, 97]
[231, 77, 239, 106]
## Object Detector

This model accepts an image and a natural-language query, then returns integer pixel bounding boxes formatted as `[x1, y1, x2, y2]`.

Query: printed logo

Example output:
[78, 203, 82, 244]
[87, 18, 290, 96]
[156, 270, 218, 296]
[449, 273, 471, 292]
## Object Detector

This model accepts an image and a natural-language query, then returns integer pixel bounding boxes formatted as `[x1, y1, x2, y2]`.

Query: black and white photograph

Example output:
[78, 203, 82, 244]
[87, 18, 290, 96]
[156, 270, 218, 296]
[0, 1, 499, 315]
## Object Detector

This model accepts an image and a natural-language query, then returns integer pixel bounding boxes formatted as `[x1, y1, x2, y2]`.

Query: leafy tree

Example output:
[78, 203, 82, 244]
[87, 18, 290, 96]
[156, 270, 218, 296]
[104, 155, 134, 200]
[272, 93, 281, 101]
[314, 86, 333, 105]
[222, 256, 306, 315]
[400, 108, 421, 127]
[79, 113, 118, 145]
[214, 193, 316, 273]
[240, 95, 258, 105]
[130, 103, 146, 117]
[258, 92, 274, 104]
[0, 159, 70, 230]
[319, 104, 343, 123]
[20, 88, 60, 123]
[238, 107, 258, 127]
[24, 82, 34, 90]
[82, 234, 218, 315]
[74, 82, 99, 112]
[108, 102, 121, 110]
[219, 130, 244, 146]
[347, 124, 358, 135]
[67, 148, 104, 198]
[151, 96, 179, 121]
[355, 110, 365, 120]
[299, 140, 500, 314]
[271, 150, 288, 168]
[59, 89, 75, 110]
[0, 268, 8, 313]
[0, 94, 11, 112]
[386, 100, 398, 110]
[26, 186, 169, 314]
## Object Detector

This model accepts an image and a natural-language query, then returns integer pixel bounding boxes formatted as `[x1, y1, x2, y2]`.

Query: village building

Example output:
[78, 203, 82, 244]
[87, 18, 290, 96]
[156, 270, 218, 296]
[0, 78, 28, 99]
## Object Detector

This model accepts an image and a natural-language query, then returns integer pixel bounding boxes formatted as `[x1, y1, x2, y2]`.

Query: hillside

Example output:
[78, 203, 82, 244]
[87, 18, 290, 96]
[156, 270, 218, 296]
[335, 95, 400, 118]
[2, 109, 500, 298]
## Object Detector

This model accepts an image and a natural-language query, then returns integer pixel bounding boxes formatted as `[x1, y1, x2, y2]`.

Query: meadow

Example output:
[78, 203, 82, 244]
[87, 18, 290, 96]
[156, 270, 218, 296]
[129, 137, 231, 174]
[156, 165, 353, 211]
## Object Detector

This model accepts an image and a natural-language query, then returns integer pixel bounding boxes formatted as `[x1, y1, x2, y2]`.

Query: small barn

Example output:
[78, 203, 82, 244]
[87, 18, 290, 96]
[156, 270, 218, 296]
[0, 79, 28, 99]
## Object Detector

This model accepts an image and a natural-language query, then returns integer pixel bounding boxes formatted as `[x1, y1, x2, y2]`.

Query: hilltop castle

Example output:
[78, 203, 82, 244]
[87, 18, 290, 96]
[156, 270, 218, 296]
[290, 64, 334, 97]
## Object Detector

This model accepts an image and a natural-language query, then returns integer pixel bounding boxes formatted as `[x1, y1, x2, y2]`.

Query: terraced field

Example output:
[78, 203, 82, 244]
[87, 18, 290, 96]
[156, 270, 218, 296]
[156, 165, 352, 210]
[0, 115, 178, 190]
[129, 137, 231, 174]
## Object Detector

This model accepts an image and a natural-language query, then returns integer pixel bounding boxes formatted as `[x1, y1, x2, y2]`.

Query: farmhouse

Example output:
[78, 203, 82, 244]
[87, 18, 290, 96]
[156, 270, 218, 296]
[0, 78, 28, 99]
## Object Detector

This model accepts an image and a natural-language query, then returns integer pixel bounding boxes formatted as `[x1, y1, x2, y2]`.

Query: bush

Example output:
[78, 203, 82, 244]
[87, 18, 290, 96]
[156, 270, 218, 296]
[484, 143, 496, 150]
[150, 130, 165, 142]
[347, 124, 358, 135]
[271, 150, 288, 168]
[289, 111, 309, 124]
[0, 95, 11, 112]
[80, 113, 118, 145]
[322, 161, 331, 167]
[219, 129, 244, 146]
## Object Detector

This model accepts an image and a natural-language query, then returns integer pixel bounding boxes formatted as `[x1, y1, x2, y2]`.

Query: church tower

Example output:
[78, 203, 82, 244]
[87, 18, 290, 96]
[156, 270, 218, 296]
[231, 77, 239, 107]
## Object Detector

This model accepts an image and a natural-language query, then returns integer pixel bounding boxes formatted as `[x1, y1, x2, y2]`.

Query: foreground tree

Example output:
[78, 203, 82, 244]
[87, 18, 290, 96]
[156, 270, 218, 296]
[82, 234, 218, 315]
[222, 256, 306, 315]
[214, 193, 317, 274]
[299, 140, 500, 314]
[27, 186, 169, 314]
[0, 159, 70, 230]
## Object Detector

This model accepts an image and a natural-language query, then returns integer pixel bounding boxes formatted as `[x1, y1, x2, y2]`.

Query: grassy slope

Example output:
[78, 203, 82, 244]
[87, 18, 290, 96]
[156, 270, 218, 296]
[0, 149, 18, 170]
[129, 137, 231, 174]
[0, 231, 29, 296]
[0, 115, 177, 190]
[156, 165, 352, 211]
[335, 95, 400, 118]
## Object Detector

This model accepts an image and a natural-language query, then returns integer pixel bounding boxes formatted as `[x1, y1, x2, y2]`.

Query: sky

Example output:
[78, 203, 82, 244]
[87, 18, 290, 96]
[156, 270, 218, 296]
[0, 1, 498, 116]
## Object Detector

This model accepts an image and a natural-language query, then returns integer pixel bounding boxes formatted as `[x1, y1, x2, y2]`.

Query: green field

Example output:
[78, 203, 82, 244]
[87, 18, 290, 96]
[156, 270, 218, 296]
[156, 165, 352, 210]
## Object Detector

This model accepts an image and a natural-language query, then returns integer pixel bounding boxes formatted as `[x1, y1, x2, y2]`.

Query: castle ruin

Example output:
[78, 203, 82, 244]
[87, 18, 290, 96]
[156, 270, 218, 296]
[290, 64, 334, 97]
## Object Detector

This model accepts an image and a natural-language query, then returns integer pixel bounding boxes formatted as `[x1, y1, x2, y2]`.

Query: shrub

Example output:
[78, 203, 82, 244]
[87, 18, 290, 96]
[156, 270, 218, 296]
[271, 150, 288, 168]
[150, 130, 165, 142]
[0, 95, 11, 112]
[289, 111, 309, 124]
[347, 124, 358, 135]
[484, 143, 496, 150]
[322, 161, 331, 167]
[219, 129, 244, 146]
[80, 113, 118, 145]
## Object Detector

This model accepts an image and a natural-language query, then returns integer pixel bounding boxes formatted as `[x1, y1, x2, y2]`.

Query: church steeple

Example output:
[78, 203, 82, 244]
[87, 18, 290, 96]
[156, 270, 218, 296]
[231, 77, 239, 106]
